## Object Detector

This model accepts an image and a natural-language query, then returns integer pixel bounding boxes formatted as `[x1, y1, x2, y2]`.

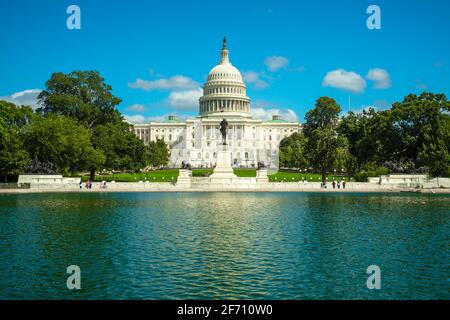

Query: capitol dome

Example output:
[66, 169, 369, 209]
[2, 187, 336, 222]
[199, 37, 251, 118]
[207, 63, 243, 82]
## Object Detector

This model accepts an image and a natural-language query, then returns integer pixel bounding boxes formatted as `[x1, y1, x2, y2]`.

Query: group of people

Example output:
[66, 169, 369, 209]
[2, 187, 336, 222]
[78, 180, 107, 189]
[321, 179, 346, 189]
[332, 179, 346, 189]
[80, 180, 93, 189]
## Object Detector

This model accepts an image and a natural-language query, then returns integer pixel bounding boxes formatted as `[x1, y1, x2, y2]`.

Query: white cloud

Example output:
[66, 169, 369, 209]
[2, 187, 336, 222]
[366, 68, 391, 89]
[129, 75, 199, 91]
[167, 88, 202, 111]
[322, 69, 366, 93]
[243, 71, 270, 89]
[265, 56, 289, 72]
[126, 104, 146, 112]
[251, 107, 298, 122]
[0, 89, 42, 109]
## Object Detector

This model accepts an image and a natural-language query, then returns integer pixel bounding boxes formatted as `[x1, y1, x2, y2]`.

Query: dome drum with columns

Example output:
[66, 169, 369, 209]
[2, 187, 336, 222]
[133, 37, 302, 168]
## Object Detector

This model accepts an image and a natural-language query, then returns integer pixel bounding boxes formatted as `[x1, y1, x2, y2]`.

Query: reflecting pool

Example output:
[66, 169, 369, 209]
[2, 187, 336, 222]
[0, 192, 448, 299]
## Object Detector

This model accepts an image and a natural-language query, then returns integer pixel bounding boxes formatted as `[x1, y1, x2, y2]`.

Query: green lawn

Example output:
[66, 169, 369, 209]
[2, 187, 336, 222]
[191, 169, 257, 177]
[84, 169, 349, 183]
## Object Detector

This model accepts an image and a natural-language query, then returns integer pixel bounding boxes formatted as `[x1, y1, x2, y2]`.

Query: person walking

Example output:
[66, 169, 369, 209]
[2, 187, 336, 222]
[332, 180, 336, 189]
[79, 180, 82, 189]
[343, 180, 346, 189]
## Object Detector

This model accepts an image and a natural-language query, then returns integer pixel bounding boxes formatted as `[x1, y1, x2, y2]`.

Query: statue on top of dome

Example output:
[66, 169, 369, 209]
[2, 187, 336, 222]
[222, 36, 227, 49]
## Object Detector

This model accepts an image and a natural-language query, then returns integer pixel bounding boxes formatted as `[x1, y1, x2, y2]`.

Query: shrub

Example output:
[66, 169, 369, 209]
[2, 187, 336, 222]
[354, 167, 389, 182]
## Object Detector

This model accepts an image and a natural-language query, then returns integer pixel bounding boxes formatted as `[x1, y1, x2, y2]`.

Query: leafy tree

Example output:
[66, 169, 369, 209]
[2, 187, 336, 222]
[279, 132, 309, 169]
[338, 108, 398, 171]
[338, 93, 450, 177]
[390, 92, 450, 176]
[37, 71, 122, 129]
[36, 70, 148, 179]
[0, 100, 33, 127]
[93, 122, 147, 172]
[304, 97, 341, 183]
[22, 115, 105, 175]
[0, 101, 31, 182]
[334, 135, 357, 176]
[146, 139, 170, 168]
[0, 127, 30, 182]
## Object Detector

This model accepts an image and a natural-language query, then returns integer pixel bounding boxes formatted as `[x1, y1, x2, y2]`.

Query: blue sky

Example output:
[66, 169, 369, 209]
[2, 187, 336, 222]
[0, 0, 449, 123]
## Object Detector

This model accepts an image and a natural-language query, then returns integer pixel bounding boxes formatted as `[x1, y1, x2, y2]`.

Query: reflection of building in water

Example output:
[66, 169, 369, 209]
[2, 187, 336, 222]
[132, 38, 301, 168]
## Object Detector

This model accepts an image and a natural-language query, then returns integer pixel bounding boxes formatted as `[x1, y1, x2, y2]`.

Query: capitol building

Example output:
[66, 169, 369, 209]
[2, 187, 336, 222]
[133, 38, 301, 168]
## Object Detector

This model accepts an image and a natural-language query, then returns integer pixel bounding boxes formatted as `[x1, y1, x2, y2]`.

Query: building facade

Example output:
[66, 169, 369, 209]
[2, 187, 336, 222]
[133, 38, 301, 168]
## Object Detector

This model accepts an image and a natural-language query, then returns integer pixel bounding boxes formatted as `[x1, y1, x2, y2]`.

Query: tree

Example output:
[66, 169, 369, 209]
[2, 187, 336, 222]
[22, 115, 105, 175]
[146, 139, 170, 168]
[0, 127, 30, 182]
[279, 132, 309, 169]
[0, 100, 33, 127]
[338, 108, 398, 171]
[0, 101, 31, 182]
[37, 71, 122, 129]
[93, 122, 147, 172]
[304, 97, 341, 183]
[334, 135, 357, 176]
[390, 92, 450, 176]
[36, 70, 141, 179]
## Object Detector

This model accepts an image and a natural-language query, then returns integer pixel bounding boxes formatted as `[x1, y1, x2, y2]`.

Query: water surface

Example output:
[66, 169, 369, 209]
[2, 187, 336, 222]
[0, 192, 448, 299]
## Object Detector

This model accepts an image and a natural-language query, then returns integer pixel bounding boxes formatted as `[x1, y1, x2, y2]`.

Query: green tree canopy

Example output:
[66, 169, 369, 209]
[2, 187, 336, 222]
[36, 70, 149, 178]
[279, 132, 309, 169]
[37, 71, 123, 129]
[338, 93, 450, 177]
[338, 108, 398, 171]
[304, 97, 341, 183]
[0, 101, 31, 182]
[22, 115, 105, 175]
[391, 92, 450, 176]
[146, 139, 170, 168]
[93, 122, 147, 172]
[0, 100, 33, 128]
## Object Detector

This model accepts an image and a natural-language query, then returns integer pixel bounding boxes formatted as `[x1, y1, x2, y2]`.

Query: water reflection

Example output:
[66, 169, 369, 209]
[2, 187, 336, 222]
[0, 192, 448, 299]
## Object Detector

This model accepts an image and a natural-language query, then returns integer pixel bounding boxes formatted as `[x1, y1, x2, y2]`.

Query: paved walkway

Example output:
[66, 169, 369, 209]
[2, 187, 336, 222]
[1, 182, 449, 194]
